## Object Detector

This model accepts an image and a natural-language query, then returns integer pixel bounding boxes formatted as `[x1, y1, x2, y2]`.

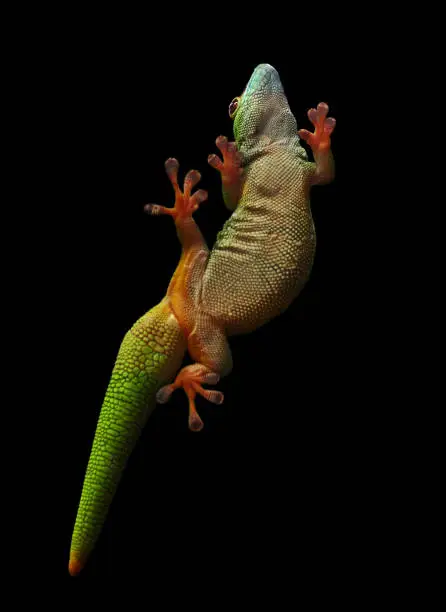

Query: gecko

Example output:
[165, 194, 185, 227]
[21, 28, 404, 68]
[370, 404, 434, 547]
[69, 63, 336, 576]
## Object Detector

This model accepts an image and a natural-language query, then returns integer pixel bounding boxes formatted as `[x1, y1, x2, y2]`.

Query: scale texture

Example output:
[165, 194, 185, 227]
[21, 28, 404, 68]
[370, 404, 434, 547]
[69, 301, 185, 574]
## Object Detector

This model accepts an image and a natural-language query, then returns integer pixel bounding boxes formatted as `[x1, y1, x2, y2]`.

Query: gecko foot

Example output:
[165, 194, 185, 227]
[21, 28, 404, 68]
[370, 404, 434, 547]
[156, 364, 223, 432]
[208, 136, 242, 179]
[208, 136, 243, 210]
[144, 158, 208, 220]
[298, 102, 336, 154]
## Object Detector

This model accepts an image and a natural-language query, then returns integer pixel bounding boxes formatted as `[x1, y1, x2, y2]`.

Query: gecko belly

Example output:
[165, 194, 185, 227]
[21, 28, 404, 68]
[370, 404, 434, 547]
[202, 218, 316, 335]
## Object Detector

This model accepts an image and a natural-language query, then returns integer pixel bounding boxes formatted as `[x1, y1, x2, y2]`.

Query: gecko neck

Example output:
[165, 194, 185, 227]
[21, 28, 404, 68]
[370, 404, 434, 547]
[237, 134, 308, 167]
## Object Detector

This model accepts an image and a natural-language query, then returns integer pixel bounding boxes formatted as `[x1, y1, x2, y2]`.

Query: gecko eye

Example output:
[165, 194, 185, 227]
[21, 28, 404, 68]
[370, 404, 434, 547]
[229, 97, 240, 119]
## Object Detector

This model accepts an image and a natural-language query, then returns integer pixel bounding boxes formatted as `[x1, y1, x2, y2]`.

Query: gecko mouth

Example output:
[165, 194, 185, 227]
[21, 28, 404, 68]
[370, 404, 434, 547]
[233, 63, 290, 146]
[236, 64, 284, 121]
[243, 64, 283, 99]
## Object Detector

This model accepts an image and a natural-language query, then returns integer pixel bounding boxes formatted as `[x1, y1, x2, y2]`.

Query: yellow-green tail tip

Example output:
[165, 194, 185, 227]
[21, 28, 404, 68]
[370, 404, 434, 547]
[68, 555, 83, 577]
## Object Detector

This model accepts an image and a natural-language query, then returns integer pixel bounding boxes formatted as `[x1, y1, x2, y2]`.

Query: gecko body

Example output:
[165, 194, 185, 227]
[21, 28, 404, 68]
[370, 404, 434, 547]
[69, 64, 336, 575]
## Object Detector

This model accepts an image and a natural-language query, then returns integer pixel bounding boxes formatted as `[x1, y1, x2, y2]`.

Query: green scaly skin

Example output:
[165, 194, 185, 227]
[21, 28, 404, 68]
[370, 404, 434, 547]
[69, 300, 186, 575]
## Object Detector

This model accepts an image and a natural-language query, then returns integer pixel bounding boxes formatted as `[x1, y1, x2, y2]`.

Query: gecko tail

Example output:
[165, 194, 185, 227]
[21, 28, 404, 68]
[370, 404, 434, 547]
[68, 299, 186, 576]
[68, 556, 83, 577]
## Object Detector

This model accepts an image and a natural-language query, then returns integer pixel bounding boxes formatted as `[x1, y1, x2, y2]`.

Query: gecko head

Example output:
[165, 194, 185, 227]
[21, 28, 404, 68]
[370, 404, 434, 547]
[230, 63, 297, 151]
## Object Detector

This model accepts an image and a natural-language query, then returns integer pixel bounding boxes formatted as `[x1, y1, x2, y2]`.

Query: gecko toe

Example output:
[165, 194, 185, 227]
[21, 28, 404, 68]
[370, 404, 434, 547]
[156, 384, 175, 404]
[189, 413, 204, 432]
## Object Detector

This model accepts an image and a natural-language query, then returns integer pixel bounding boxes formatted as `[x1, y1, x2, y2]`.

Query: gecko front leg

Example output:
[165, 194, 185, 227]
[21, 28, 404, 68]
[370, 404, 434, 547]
[298, 102, 336, 186]
[208, 135, 244, 211]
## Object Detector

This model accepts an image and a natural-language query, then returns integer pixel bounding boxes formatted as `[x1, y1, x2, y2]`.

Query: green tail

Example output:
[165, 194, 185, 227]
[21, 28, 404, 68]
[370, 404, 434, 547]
[69, 299, 185, 575]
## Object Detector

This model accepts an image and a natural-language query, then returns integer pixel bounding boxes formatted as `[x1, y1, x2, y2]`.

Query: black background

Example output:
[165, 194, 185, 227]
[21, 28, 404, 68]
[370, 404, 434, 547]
[20, 17, 386, 593]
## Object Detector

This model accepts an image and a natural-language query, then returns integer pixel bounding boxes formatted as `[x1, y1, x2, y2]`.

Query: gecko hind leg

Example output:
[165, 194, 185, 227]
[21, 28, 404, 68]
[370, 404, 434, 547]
[156, 364, 224, 432]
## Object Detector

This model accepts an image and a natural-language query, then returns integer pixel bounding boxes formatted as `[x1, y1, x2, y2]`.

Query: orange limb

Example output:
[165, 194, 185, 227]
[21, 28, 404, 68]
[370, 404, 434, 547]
[298, 102, 336, 186]
[156, 365, 223, 432]
[298, 102, 336, 153]
[145, 159, 229, 430]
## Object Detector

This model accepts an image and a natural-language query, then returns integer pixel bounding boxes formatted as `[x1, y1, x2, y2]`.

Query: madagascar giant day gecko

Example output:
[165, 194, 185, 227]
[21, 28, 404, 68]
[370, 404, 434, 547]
[69, 63, 336, 575]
